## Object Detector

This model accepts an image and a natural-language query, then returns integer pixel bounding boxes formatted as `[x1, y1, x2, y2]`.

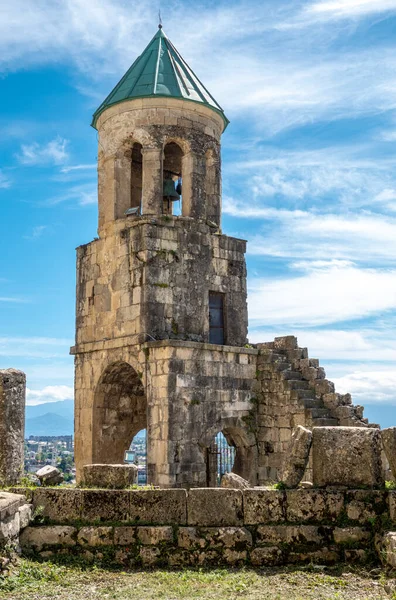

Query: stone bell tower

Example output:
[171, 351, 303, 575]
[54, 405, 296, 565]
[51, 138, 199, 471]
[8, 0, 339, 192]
[71, 27, 254, 487]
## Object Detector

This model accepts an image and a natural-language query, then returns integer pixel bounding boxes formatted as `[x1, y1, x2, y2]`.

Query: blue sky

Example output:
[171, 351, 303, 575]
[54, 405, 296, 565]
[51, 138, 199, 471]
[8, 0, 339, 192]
[1, 0, 396, 426]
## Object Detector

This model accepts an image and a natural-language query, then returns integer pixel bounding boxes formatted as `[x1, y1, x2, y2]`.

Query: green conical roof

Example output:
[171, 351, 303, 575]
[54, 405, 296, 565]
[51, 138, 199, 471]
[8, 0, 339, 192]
[91, 27, 229, 129]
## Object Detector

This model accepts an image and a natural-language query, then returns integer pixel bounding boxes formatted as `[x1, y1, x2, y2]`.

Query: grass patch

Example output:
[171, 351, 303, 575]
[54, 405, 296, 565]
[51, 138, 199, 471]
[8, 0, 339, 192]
[0, 559, 392, 600]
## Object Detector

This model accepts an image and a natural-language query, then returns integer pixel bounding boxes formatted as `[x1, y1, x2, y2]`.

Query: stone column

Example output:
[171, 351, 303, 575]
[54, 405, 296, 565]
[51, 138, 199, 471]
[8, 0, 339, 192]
[0, 369, 26, 486]
[182, 152, 206, 220]
[142, 147, 163, 215]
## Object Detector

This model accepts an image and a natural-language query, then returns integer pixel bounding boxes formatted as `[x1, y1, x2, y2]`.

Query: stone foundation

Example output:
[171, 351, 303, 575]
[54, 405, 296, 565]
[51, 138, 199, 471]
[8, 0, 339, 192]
[13, 487, 396, 567]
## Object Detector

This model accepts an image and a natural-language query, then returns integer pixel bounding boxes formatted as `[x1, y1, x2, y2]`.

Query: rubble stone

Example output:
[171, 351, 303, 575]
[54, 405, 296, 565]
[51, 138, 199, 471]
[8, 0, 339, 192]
[220, 472, 250, 489]
[82, 464, 138, 488]
[280, 425, 312, 488]
[36, 466, 64, 486]
[312, 427, 384, 488]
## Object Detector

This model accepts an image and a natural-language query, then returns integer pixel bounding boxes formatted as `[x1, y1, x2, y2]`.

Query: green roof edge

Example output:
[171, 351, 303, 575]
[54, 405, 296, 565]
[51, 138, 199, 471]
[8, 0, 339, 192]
[91, 94, 230, 130]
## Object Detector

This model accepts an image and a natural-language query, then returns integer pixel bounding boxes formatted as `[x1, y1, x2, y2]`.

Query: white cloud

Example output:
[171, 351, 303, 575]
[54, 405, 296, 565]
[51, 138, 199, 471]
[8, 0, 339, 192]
[304, 0, 396, 19]
[26, 385, 74, 406]
[23, 225, 47, 241]
[248, 262, 396, 326]
[60, 164, 96, 173]
[45, 182, 97, 206]
[0, 169, 11, 189]
[0, 336, 72, 358]
[224, 203, 396, 263]
[333, 369, 396, 403]
[18, 137, 69, 166]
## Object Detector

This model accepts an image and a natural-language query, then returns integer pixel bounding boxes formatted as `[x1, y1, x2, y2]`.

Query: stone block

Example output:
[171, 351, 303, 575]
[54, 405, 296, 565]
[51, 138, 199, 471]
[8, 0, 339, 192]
[33, 488, 82, 523]
[280, 425, 312, 488]
[0, 512, 20, 543]
[345, 490, 387, 523]
[20, 526, 76, 551]
[81, 490, 130, 522]
[83, 464, 138, 488]
[129, 489, 187, 524]
[381, 428, 396, 480]
[114, 526, 137, 545]
[250, 546, 283, 566]
[19, 504, 32, 529]
[379, 532, 396, 567]
[312, 427, 384, 488]
[220, 472, 250, 489]
[286, 490, 344, 523]
[140, 546, 161, 566]
[0, 491, 24, 520]
[137, 526, 173, 545]
[36, 465, 63, 486]
[187, 489, 243, 526]
[333, 527, 371, 545]
[257, 525, 326, 545]
[243, 490, 285, 525]
[77, 526, 113, 546]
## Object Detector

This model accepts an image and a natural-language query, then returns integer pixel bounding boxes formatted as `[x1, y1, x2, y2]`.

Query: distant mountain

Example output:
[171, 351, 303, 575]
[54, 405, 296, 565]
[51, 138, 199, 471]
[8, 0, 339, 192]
[26, 399, 74, 421]
[25, 412, 74, 437]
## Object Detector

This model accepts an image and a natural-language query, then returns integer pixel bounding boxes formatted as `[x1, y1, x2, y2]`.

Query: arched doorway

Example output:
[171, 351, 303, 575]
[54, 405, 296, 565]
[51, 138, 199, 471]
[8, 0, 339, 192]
[163, 142, 183, 215]
[92, 362, 146, 464]
[201, 421, 258, 486]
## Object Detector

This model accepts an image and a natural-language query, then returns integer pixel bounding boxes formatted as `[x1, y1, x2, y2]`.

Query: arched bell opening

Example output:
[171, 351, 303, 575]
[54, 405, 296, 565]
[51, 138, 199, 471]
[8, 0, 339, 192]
[92, 362, 147, 465]
[115, 142, 143, 219]
[125, 428, 147, 485]
[130, 143, 143, 213]
[163, 142, 183, 216]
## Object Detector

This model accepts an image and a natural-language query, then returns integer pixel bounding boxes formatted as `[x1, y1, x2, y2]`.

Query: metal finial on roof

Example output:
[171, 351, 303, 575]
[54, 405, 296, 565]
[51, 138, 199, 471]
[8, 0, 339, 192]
[158, 10, 162, 28]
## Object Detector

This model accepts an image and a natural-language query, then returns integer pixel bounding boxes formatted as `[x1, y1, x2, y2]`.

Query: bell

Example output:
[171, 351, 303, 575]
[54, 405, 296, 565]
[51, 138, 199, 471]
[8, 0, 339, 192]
[163, 177, 180, 201]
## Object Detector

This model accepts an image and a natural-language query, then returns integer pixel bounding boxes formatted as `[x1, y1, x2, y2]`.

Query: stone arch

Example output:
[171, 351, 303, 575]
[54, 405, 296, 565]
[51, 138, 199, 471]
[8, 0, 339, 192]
[199, 417, 258, 485]
[92, 361, 147, 464]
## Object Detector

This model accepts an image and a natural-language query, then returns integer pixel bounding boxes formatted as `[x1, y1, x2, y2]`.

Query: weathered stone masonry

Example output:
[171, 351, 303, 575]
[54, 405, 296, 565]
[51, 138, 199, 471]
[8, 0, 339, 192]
[72, 28, 372, 488]
[16, 487, 396, 567]
[0, 369, 26, 487]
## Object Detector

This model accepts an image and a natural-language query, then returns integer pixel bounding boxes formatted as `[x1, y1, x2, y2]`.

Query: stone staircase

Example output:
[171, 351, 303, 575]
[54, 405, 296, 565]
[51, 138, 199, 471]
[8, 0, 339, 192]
[257, 336, 373, 429]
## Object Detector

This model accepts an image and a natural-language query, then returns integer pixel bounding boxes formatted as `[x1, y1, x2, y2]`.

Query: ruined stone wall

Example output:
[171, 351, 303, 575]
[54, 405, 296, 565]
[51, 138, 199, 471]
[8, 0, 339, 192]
[0, 370, 26, 486]
[75, 218, 248, 348]
[17, 487, 396, 567]
[251, 337, 371, 484]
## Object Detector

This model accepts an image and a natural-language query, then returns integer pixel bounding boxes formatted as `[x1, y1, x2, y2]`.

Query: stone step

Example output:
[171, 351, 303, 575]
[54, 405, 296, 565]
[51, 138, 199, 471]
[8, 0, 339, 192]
[297, 389, 317, 400]
[310, 408, 331, 418]
[312, 418, 338, 426]
[281, 371, 303, 380]
[287, 380, 310, 390]
[275, 362, 292, 372]
[303, 398, 324, 409]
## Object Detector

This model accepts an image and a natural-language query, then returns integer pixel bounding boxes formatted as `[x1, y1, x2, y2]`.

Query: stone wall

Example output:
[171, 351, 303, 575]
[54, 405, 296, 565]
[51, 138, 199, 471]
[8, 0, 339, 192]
[17, 487, 396, 567]
[72, 335, 374, 487]
[0, 369, 26, 486]
[74, 217, 248, 347]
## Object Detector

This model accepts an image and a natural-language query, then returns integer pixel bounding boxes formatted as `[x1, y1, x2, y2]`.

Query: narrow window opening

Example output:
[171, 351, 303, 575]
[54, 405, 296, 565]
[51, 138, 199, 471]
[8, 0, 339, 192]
[130, 143, 143, 213]
[209, 291, 225, 344]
